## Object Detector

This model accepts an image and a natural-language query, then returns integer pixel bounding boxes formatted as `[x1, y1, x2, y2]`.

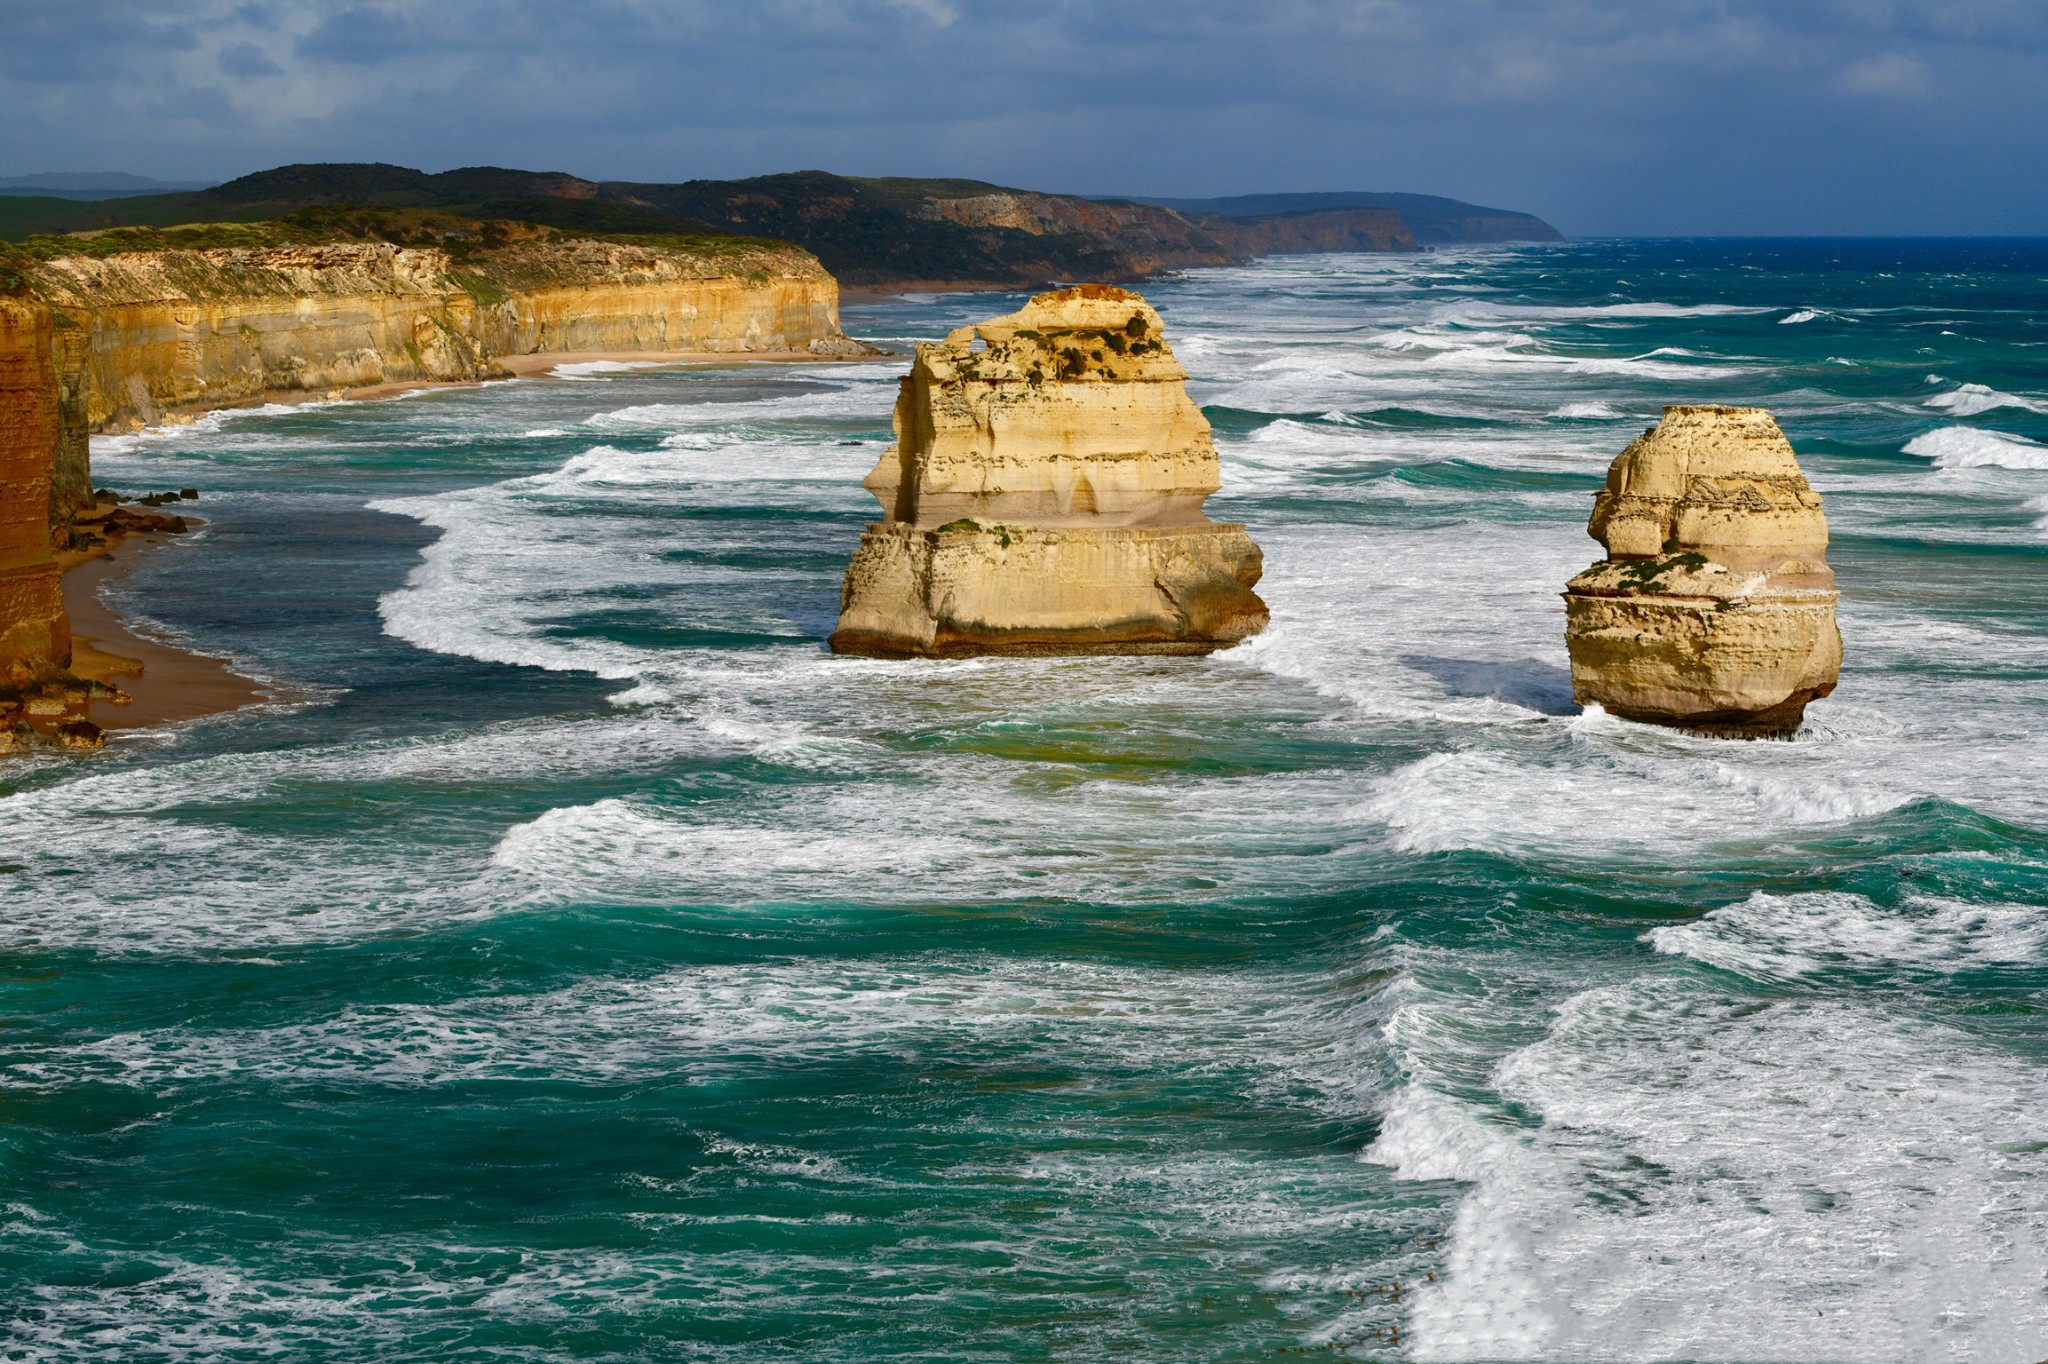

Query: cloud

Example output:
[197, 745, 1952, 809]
[216, 39, 283, 78]
[1834, 52, 1933, 97]
[0, 1, 2040, 233]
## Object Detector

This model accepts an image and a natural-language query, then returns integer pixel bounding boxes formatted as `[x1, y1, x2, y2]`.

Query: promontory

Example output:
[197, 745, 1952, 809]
[0, 209, 863, 744]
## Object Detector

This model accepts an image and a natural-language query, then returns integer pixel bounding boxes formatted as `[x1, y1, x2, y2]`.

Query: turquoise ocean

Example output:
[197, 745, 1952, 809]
[4, 239, 2048, 1361]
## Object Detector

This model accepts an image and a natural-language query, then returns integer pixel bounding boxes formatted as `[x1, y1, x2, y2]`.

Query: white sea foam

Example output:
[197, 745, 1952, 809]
[1426, 301, 1770, 323]
[1781, 308, 1823, 324]
[1925, 382, 2048, 416]
[1368, 932, 2048, 1361]
[548, 359, 667, 379]
[14, 246, 2048, 1362]
[88, 400, 349, 456]
[1648, 890, 2048, 983]
[1904, 425, 2048, 469]
[1357, 741, 1907, 858]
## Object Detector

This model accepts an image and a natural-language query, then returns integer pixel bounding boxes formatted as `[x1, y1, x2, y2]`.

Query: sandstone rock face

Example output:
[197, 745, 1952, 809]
[830, 285, 1268, 656]
[1564, 405, 1841, 736]
[24, 239, 850, 433]
[0, 293, 70, 682]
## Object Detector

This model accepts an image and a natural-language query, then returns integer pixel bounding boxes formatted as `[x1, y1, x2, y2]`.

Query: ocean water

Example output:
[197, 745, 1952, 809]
[4, 239, 2047, 1362]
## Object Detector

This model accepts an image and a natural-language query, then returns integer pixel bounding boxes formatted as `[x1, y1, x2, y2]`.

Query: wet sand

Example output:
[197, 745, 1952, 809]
[63, 536, 265, 729]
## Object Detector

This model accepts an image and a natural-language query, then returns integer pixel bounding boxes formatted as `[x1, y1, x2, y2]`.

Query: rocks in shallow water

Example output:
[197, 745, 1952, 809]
[53, 719, 104, 749]
[829, 285, 1268, 657]
[1564, 405, 1841, 737]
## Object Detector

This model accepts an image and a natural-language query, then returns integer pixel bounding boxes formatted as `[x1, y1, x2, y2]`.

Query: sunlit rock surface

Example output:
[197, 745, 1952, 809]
[1564, 404, 1841, 736]
[0, 293, 69, 682]
[830, 285, 1268, 656]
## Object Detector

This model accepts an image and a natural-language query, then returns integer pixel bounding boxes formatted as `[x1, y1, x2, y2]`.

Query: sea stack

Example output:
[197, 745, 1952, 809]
[1563, 405, 1841, 736]
[829, 285, 1267, 656]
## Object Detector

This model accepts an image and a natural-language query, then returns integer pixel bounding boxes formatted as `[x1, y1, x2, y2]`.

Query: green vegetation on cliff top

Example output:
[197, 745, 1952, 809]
[0, 161, 1562, 289]
[0, 205, 801, 290]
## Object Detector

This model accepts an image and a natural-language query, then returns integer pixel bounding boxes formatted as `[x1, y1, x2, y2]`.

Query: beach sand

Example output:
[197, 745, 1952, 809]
[53, 347, 896, 739]
[62, 533, 265, 730]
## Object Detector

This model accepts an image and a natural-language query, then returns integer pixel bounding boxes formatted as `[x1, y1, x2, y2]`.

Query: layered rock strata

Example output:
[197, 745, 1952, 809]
[1564, 405, 1841, 736]
[0, 292, 69, 682]
[23, 237, 854, 433]
[830, 285, 1267, 657]
[0, 231, 861, 744]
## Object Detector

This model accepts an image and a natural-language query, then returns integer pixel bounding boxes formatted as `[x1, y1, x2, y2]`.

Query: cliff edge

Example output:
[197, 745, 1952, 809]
[0, 212, 864, 738]
[15, 216, 857, 435]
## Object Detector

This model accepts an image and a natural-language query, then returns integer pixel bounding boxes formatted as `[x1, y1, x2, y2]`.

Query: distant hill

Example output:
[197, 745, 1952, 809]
[0, 172, 218, 201]
[1139, 192, 1563, 244]
[0, 163, 1556, 286]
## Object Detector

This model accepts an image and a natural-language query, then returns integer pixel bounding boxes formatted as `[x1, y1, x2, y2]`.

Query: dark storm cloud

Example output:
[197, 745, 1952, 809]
[0, 1, 2042, 233]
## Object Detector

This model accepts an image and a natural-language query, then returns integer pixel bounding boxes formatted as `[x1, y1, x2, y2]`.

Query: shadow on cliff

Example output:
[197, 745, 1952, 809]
[1401, 654, 1576, 716]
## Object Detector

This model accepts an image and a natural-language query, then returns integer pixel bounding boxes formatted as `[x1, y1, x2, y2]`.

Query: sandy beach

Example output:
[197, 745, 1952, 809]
[61, 532, 265, 730]
[53, 348, 894, 739]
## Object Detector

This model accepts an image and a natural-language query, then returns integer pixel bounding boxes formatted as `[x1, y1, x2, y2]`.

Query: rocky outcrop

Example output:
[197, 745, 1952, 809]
[1564, 405, 1841, 736]
[0, 291, 69, 683]
[830, 285, 1267, 657]
[23, 236, 851, 433]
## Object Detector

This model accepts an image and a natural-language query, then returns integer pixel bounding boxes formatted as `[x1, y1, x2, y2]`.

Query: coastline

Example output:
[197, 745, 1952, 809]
[60, 530, 265, 731]
[30, 345, 901, 747]
[128, 348, 899, 429]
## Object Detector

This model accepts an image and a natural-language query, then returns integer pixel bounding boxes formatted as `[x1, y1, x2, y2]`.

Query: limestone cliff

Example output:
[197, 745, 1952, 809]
[1564, 405, 1841, 735]
[0, 291, 69, 681]
[830, 285, 1267, 657]
[0, 219, 862, 739]
[23, 233, 851, 433]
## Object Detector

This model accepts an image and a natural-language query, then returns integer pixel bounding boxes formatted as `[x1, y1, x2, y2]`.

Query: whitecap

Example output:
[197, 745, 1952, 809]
[1904, 425, 2048, 470]
[1647, 890, 2048, 983]
[1545, 401, 1627, 420]
[1925, 382, 2048, 416]
[1370, 957, 2048, 1361]
[548, 359, 667, 380]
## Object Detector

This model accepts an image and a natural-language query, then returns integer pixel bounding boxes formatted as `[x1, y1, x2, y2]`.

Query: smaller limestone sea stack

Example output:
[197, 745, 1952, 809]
[1564, 405, 1841, 736]
[829, 285, 1267, 656]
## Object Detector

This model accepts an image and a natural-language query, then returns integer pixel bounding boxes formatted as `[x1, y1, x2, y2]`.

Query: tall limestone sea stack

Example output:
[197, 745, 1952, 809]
[1564, 405, 1841, 736]
[829, 285, 1268, 656]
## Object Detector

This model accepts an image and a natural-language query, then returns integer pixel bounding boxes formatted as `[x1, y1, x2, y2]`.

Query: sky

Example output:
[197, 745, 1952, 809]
[2, 1, 2044, 235]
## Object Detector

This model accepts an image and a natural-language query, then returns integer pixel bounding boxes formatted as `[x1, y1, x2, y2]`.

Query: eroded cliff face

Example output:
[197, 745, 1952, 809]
[0, 293, 69, 682]
[24, 237, 851, 432]
[1564, 405, 1841, 736]
[830, 284, 1267, 657]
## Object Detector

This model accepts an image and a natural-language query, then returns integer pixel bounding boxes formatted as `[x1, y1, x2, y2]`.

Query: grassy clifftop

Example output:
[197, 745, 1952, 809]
[0, 162, 1562, 289]
[0, 206, 813, 294]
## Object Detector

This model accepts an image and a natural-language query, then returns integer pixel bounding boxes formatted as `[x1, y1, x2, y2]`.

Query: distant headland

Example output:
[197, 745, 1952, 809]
[0, 163, 1563, 292]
